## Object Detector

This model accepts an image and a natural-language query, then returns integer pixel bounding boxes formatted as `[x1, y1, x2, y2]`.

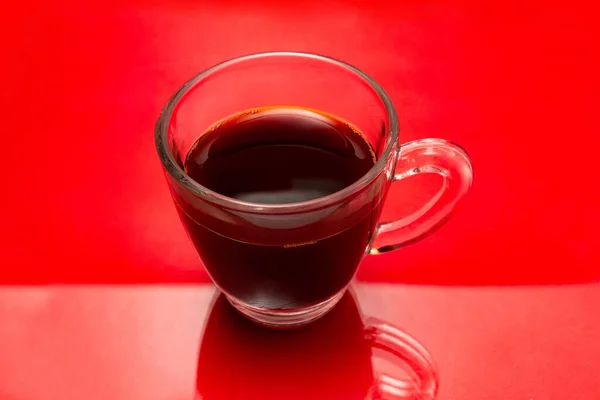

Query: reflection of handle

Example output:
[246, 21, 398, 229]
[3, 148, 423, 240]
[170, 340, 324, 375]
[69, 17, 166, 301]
[364, 317, 439, 399]
[368, 139, 473, 254]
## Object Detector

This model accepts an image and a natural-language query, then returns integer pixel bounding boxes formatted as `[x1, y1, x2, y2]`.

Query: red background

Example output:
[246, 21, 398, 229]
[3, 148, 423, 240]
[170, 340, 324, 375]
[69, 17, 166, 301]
[1, 1, 598, 399]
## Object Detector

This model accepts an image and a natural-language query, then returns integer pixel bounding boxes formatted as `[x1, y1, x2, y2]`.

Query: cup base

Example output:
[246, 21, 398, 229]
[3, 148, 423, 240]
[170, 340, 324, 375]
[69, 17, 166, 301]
[225, 289, 346, 328]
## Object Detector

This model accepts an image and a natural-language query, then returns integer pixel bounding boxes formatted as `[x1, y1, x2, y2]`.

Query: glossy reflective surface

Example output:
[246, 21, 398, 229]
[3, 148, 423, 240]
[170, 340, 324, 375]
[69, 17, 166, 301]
[0, 284, 598, 399]
[1, 1, 599, 399]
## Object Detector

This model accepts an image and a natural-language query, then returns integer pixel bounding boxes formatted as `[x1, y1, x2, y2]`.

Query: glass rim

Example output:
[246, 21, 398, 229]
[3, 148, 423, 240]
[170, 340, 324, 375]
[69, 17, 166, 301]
[155, 51, 399, 213]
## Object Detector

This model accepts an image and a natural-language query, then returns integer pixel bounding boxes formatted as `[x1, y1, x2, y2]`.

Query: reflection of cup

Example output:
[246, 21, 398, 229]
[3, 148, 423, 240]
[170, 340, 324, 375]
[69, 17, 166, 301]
[196, 290, 438, 400]
[156, 52, 474, 327]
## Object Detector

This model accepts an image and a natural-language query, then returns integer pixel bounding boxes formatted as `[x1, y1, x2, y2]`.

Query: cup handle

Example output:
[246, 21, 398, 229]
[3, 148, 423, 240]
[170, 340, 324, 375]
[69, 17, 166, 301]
[368, 138, 473, 254]
[364, 317, 439, 399]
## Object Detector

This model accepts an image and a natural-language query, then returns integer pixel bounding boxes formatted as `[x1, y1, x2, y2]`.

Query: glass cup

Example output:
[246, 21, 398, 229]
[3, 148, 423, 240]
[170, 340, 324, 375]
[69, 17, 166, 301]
[155, 52, 473, 327]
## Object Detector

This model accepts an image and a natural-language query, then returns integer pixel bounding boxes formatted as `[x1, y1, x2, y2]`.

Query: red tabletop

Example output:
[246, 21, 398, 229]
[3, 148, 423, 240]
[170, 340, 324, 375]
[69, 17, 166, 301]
[1, 1, 598, 399]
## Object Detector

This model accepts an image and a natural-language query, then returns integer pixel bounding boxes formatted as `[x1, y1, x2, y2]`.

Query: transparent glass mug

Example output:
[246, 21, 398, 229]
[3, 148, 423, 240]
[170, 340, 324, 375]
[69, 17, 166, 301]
[155, 52, 473, 327]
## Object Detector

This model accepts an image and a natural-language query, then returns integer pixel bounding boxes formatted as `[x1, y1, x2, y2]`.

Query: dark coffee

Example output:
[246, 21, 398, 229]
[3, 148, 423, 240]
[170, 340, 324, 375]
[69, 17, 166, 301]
[179, 106, 380, 309]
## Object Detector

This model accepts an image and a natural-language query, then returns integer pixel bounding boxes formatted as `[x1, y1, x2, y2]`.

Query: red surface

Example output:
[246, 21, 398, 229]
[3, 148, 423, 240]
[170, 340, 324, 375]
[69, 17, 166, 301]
[1, 1, 599, 399]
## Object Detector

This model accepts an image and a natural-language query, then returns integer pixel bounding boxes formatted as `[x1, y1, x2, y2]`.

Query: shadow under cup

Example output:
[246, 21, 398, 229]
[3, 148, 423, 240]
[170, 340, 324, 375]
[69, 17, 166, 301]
[155, 52, 473, 327]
